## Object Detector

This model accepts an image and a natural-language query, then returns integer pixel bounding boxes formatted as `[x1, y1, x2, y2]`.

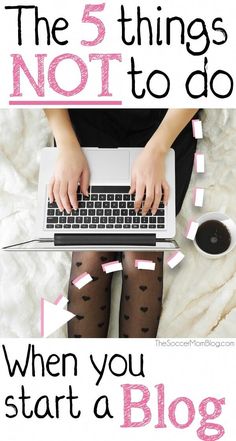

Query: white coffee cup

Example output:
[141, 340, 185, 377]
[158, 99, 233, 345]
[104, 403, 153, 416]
[193, 212, 236, 258]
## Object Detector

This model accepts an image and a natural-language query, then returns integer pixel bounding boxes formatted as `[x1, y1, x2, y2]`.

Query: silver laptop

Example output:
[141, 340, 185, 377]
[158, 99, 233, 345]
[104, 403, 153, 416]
[3, 147, 179, 251]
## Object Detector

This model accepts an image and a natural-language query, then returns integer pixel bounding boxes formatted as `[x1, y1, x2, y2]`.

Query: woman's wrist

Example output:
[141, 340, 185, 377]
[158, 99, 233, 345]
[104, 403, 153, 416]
[55, 130, 81, 152]
[58, 139, 81, 152]
[44, 108, 81, 151]
[145, 126, 173, 156]
[145, 138, 170, 157]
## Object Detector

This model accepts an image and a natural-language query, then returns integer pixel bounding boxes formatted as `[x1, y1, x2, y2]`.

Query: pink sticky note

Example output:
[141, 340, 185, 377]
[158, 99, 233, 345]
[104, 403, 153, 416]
[193, 188, 205, 207]
[192, 119, 203, 139]
[194, 152, 205, 173]
[186, 220, 199, 241]
[135, 259, 156, 270]
[167, 251, 185, 269]
[72, 272, 93, 289]
[102, 261, 123, 274]
[54, 294, 68, 308]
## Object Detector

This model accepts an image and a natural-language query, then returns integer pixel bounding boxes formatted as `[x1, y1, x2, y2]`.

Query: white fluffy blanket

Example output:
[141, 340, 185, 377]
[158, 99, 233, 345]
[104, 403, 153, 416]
[0, 109, 236, 337]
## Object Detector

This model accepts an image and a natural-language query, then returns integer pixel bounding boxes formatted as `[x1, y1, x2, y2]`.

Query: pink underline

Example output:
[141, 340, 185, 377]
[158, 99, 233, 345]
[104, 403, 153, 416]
[9, 100, 123, 106]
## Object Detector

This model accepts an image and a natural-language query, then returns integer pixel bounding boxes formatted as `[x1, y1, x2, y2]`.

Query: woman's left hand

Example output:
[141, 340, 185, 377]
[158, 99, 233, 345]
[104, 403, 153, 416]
[130, 145, 170, 215]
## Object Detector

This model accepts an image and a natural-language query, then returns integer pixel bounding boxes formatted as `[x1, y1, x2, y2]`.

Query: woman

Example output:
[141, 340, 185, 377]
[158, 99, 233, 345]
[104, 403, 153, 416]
[45, 108, 199, 338]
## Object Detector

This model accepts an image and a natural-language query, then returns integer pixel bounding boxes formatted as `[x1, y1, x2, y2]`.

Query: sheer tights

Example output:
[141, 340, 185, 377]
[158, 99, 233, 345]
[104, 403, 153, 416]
[67, 251, 163, 338]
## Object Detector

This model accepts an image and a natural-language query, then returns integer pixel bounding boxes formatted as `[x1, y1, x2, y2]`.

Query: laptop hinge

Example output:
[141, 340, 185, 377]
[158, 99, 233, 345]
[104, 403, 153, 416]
[54, 234, 156, 247]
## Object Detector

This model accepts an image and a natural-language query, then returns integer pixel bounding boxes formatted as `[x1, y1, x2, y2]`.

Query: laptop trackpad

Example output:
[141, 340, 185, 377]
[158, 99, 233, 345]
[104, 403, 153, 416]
[85, 149, 130, 184]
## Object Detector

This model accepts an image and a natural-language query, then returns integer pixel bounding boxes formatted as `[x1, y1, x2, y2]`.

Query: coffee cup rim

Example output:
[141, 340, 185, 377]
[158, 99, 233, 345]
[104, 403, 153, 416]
[193, 212, 236, 258]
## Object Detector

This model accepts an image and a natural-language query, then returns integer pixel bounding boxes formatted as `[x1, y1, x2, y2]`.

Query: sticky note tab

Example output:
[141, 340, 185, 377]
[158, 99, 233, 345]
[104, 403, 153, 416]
[102, 261, 123, 274]
[192, 119, 203, 139]
[135, 259, 156, 270]
[186, 221, 199, 241]
[194, 188, 205, 207]
[54, 295, 68, 309]
[194, 153, 205, 173]
[72, 272, 93, 289]
[167, 251, 185, 269]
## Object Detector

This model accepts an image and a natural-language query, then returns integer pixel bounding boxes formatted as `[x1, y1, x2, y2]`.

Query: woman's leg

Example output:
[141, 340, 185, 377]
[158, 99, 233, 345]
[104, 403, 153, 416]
[119, 252, 163, 338]
[68, 251, 116, 338]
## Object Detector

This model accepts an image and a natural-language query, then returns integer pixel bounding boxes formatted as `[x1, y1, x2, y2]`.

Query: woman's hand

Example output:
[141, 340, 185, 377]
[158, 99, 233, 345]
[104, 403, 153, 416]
[130, 145, 169, 215]
[129, 109, 200, 215]
[48, 144, 90, 213]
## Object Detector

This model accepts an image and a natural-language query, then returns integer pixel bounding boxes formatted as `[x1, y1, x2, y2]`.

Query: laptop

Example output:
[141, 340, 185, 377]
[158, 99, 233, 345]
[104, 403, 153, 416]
[3, 147, 179, 251]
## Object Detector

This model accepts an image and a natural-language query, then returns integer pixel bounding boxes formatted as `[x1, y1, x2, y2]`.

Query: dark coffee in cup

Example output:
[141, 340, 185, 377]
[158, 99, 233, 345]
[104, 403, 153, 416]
[195, 220, 231, 255]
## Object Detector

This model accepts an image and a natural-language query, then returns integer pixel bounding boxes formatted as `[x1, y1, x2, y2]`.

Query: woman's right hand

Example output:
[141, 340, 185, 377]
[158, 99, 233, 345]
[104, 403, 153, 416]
[48, 145, 90, 213]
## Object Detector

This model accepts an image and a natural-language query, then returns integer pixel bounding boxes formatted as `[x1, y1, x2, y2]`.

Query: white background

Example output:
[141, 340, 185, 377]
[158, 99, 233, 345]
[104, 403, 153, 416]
[0, 0, 236, 107]
[0, 339, 235, 440]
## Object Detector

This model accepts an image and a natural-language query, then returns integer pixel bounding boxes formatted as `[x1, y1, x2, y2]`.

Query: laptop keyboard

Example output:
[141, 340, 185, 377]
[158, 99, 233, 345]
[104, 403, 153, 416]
[46, 186, 166, 230]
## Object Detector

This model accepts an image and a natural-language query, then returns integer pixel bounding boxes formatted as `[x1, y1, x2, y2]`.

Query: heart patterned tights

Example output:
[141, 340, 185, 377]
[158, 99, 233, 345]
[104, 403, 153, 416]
[67, 251, 163, 338]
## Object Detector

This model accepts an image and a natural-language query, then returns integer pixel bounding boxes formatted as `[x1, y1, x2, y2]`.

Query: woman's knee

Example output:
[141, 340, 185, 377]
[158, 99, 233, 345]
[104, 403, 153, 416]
[122, 251, 162, 269]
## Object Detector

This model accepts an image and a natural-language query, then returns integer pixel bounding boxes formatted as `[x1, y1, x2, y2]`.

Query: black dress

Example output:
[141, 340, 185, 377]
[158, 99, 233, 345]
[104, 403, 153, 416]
[68, 109, 198, 215]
